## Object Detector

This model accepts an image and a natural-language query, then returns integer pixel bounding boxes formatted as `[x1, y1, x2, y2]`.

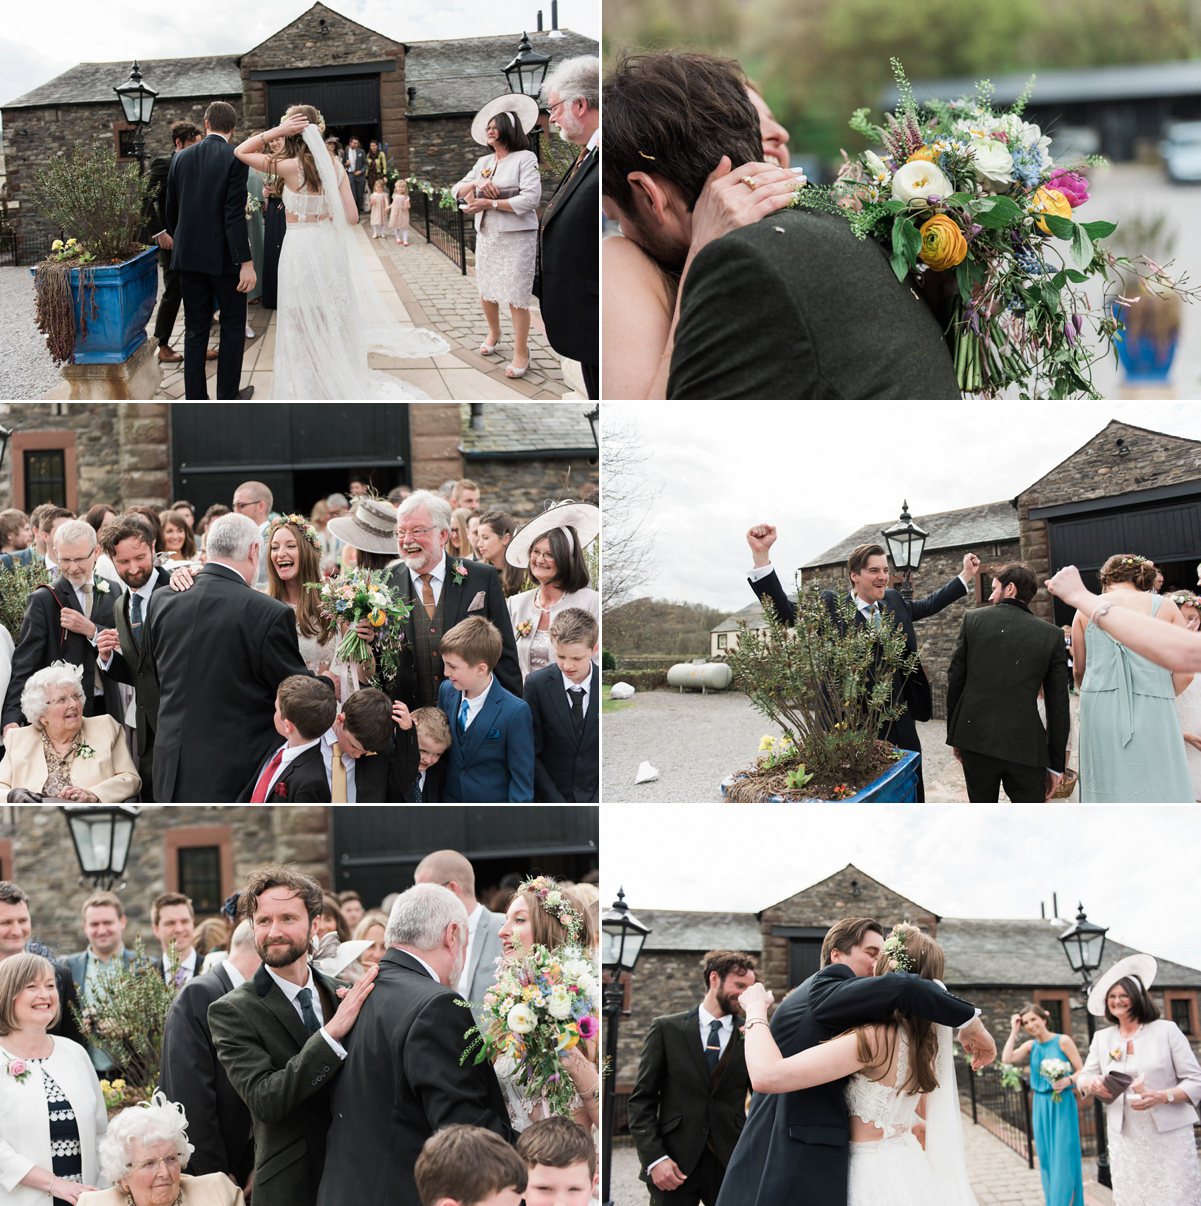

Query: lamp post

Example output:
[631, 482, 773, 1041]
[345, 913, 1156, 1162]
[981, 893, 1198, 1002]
[600, 887, 651, 1206]
[503, 32, 551, 160]
[61, 806, 139, 890]
[114, 61, 158, 175]
[881, 500, 929, 603]
[1059, 902, 1111, 1188]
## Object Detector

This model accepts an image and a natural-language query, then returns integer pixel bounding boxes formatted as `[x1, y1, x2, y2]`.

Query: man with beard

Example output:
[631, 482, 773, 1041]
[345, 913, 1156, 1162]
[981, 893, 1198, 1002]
[95, 513, 172, 799]
[382, 491, 521, 712]
[628, 951, 759, 1206]
[209, 865, 378, 1206]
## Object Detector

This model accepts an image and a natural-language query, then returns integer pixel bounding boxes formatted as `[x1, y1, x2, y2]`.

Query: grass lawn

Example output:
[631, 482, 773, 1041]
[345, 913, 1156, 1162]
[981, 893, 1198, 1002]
[603, 698, 637, 715]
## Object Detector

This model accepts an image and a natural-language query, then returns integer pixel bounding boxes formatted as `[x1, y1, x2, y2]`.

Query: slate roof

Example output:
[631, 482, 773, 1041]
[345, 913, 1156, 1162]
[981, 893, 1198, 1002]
[458, 402, 596, 457]
[802, 500, 1019, 570]
[405, 30, 598, 117]
[639, 910, 763, 954]
[6, 57, 242, 109]
[711, 601, 767, 634]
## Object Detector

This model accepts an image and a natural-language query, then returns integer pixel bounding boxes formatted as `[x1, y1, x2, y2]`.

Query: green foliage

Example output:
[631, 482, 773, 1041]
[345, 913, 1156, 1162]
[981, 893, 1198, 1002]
[604, 597, 729, 657]
[0, 559, 51, 642]
[722, 583, 919, 782]
[785, 765, 815, 789]
[601, 649, 617, 672]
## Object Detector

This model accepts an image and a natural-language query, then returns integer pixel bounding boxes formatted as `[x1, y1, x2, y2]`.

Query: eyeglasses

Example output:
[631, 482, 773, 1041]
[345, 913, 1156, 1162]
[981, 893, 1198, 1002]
[57, 556, 94, 567]
[130, 1156, 180, 1173]
[397, 526, 436, 540]
[547, 99, 568, 116]
[529, 552, 557, 565]
[47, 693, 83, 708]
[232, 500, 260, 512]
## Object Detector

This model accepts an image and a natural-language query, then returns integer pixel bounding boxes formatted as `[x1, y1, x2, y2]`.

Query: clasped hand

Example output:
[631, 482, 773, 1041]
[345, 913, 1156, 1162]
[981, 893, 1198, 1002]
[59, 609, 96, 639]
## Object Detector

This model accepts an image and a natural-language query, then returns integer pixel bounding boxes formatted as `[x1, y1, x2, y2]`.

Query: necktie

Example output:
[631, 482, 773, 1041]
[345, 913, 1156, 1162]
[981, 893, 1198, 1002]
[458, 697, 469, 732]
[130, 592, 144, 649]
[419, 572, 435, 619]
[251, 748, 284, 802]
[867, 603, 881, 627]
[414, 773, 423, 803]
[296, 987, 321, 1035]
[81, 581, 94, 620]
[705, 1019, 723, 1071]
[569, 687, 585, 733]
[331, 742, 348, 804]
[544, 149, 590, 224]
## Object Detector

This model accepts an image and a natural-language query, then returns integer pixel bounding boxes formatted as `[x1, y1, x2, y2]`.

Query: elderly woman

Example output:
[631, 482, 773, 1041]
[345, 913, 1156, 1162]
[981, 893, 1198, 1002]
[506, 502, 601, 681]
[0, 663, 140, 803]
[0, 952, 107, 1206]
[78, 1094, 243, 1206]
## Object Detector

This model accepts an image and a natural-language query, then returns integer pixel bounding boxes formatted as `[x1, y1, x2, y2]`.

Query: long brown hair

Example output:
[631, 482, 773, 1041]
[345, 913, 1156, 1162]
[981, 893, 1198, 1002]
[477, 510, 527, 597]
[266, 521, 331, 641]
[269, 104, 323, 194]
[513, 877, 596, 950]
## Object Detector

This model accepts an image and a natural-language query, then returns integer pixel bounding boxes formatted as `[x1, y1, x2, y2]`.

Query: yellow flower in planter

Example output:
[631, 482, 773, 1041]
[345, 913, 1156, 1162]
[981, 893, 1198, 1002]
[51, 240, 63, 251]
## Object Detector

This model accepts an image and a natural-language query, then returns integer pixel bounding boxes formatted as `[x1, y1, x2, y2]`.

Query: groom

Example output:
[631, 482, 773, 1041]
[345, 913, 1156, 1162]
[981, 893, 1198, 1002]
[718, 918, 995, 1206]
[165, 99, 255, 400]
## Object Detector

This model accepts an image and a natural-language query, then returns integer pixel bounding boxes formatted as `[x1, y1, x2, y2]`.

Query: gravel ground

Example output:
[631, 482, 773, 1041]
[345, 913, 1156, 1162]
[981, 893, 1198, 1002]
[601, 688, 1081, 802]
[0, 266, 61, 400]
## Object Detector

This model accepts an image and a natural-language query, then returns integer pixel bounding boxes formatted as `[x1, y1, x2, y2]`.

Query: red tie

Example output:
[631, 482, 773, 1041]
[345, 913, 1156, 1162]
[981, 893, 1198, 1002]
[251, 748, 285, 803]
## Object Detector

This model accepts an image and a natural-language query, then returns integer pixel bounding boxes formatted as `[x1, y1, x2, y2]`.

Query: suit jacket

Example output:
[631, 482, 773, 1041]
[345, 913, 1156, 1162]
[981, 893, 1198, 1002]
[460, 906, 505, 1022]
[160, 963, 255, 1183]
[142, 150, 174, 243]
[0, 548, 37, 571]
[716, 965, 975, 1206]
[316, 948, 513, 1206]
[353, 725, 420, 802]
[401, 758, 446, 802]
[383, 555, 522, 709]
[0, 714, 140, 801]
[438, 675, 535, 802]
[523, 662, 599, 802]
[101, 566, 172, 757]
[147, 561, 313, 802]
[946, 597, 1070, 772]
[166, 133, 252, 276]
[49, 958, 86, 1048]
[209, 964, 348, 1206]
[668, 208, 962, 400]
[63, 946, 162, 997]
[628, 1008, 749, 1180]
[238, 742, 331, 803]
[343, 148, 366, 178]
[535, 144, 597, 364]
[2, 574, 123, 729]
[79, 1174, 244, 1206]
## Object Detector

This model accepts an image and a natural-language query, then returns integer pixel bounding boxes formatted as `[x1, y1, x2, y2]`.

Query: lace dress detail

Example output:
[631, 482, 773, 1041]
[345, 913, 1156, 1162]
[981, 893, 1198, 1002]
[845, 1026, 920, 1139]
[476, 211, 537, 309]
[39, 1062, 82, 1206]
[497, 1068, 583, 1134]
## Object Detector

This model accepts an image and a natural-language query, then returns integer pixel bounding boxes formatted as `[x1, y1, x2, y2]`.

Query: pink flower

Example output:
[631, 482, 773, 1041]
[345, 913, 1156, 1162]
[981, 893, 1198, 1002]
[8, 1060, 26, 1077]
[577, 1016, 599, 1041]
[1047, 170, 1089, 208]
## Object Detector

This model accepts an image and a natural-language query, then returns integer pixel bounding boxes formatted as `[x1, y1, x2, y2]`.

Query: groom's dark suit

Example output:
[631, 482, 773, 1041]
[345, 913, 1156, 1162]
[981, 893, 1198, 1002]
[668, 208, 962, 400]
[946, 597, 1070, 802]
[715, 965, 976, 1206]
[165, 131, 251, 399]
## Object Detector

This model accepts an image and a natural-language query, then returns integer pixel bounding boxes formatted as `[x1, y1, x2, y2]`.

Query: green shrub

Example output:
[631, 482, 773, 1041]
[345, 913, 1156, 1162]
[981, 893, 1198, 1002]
[0, 558, 51, 643]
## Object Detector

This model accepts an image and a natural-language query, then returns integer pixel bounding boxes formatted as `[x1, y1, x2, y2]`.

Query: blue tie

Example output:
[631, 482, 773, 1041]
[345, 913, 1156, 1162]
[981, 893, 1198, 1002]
[296, 987, 321, 1035]
[458, 697, 469, 731]
[130, 592, 144, 648]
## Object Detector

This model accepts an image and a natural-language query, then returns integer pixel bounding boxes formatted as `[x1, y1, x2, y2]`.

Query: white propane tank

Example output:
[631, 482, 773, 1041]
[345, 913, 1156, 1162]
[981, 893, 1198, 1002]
[666, 662, 733, 693]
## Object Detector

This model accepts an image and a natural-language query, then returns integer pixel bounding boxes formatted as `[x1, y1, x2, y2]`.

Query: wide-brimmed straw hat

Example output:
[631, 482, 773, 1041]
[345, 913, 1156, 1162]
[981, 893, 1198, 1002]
[327, 496, 398, 556]
[471, 94, 541, 146]
[506, 501, 600, 568]
[1087, 953, 1158, 1017]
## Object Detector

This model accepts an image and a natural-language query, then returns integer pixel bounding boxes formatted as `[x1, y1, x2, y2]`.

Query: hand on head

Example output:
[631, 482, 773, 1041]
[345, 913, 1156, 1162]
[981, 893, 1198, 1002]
[689, 158, 800, 258]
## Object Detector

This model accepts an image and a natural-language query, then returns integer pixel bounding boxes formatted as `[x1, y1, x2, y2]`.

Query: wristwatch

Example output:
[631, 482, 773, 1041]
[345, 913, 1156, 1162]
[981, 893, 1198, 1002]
[1168, 1090, 1176, 1102]
[491, 199, 499, 209]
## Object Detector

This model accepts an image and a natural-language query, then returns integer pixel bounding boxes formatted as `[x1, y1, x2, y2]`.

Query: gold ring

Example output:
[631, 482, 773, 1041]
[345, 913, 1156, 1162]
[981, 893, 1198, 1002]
[739, 175, 758, 191]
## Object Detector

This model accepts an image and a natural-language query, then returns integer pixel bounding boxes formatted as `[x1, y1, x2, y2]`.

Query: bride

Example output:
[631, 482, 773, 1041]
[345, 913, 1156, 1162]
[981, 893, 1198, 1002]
[738, 924, 978, 1206]
[234, 106, 448, 399]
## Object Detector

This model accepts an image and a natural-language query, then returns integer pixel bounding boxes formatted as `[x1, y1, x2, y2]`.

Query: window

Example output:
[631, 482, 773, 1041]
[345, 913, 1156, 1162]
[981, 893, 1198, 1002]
[117, 127, 138, 160]
[12, 431, 77, 512]
[1040, 997, 1066, 1032]
[1034, 989, 1071, 1034]
[1165, 991, 1198, 1036]
[717, 633, 728, 649]
[164, 825, 233, 918]
[24, 450, 67, 509]
[178, 846, 222, 914]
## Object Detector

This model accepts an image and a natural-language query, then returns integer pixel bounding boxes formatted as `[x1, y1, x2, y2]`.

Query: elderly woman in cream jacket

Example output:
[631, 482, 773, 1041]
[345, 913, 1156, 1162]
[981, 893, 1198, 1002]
[453, 94, 543, 379]
[0, 662, 139, 802]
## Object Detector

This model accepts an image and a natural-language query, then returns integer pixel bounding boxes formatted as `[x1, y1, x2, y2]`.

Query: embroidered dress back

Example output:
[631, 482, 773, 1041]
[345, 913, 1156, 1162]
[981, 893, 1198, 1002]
[845, 1027, 920, 1139]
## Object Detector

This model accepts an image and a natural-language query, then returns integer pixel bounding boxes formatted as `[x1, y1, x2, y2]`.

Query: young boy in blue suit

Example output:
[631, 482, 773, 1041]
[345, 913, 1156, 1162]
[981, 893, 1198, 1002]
[437, 615, 535, 802]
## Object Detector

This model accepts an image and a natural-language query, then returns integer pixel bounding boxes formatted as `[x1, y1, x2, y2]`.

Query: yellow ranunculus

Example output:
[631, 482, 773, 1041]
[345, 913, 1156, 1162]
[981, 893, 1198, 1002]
[918, 215, 968, 271]
[1031, 187, 1071, 235]
[907, 146, 938, 163]
[368, 608, 386, 627]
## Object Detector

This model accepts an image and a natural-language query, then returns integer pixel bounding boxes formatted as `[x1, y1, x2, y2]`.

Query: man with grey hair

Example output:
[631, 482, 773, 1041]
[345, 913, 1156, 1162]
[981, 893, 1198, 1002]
[381, 489, 521, 713]
[317, 883, 513, 1206]
[147, 511, 320, 801]
[537, 55, 600, 398]
[233, 480, 273, 586]
[2, 518, 122, 731]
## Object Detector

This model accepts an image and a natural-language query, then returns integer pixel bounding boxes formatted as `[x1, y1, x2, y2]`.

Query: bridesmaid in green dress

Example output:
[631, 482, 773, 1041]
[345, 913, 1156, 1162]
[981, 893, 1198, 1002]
[1073, 553, 1194, 802]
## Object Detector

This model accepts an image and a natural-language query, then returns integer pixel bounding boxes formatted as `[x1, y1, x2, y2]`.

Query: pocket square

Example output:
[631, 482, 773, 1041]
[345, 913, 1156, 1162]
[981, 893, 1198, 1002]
[468, 591, 487, 612]
[486, 727, 501, 739]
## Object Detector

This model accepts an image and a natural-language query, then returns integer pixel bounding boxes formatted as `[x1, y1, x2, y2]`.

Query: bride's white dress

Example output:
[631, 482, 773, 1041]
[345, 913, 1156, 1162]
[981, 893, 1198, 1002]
[273, 125, 449, 399]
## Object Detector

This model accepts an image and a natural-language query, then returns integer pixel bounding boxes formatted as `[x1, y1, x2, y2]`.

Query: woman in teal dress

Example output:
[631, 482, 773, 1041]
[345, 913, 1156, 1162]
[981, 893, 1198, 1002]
[1002, 1003, 1084, 1206]
[1073, 553, 1194, 802]
[245, 162, 266, 311]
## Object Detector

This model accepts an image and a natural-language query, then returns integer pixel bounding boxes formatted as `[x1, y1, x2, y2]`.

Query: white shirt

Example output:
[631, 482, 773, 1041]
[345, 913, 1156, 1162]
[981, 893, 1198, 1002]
[586, 127, 600, 153]
[412, 557, 447, 606]
[263, 963, 347, 1059]
[222, 960, 247, 988]
[698, 1003, 734, 1061]
[459, 675, 494, 730]
[457, 903, 483, 997]
[561, 668, 591, 716]
[320, 729, 358, 802]
[164, 948, 198, 985]
[402, 949, 443, 984]
[257, 738, 321, 797]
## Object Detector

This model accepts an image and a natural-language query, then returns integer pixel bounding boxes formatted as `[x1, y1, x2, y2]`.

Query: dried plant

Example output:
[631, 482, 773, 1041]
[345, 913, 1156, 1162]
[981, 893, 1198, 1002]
[0, 557, 51, 642]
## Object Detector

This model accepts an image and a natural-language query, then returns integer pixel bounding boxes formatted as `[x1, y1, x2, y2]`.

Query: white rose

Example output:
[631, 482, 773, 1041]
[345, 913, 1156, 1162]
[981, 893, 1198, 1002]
[495, 1054, 518, 1079]
[890, 160, 954, 205]
[968, 138, 1013, 189]
[547, 987, 574, 1020]
[563, 959, 588, 979]
[507, 1003, 536, 1034]
[369, 591, 388, 606]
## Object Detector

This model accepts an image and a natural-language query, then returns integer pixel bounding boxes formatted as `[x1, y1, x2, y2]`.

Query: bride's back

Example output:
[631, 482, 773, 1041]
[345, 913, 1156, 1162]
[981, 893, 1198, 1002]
[847, 1023, 922, 1141]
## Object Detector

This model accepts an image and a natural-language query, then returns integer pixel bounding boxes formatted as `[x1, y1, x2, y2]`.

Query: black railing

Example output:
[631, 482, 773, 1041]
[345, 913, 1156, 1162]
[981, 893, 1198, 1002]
[957, 1059, 1034, 1167]
[0, 230, 58, 267]
[416, 192, 475, 275]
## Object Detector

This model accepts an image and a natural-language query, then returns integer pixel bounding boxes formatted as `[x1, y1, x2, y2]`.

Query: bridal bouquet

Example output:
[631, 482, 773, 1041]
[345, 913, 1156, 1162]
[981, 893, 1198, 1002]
[462, 941, 600, 1120]
[307, 569, 412, 680]
[796, 59, 1199, 398]
[1039, 1057, 1074, 1102]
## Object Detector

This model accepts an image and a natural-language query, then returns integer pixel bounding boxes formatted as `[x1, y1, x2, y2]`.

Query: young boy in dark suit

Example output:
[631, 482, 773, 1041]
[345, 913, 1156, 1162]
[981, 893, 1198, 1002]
[403, 707, 451, 802]
[241, 675, 336, 802]
[437, 616, 534, 802]
[523, 608, 599, 802]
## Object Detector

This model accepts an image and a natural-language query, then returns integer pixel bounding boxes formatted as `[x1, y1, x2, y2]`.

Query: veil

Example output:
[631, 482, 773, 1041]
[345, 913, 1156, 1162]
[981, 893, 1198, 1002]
[300, 123, 449, 361]
[924, 988, 979, 1205]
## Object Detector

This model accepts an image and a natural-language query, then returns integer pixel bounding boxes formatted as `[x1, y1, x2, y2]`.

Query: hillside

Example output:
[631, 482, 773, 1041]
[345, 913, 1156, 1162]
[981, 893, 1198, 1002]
[604, 597, 728, 657]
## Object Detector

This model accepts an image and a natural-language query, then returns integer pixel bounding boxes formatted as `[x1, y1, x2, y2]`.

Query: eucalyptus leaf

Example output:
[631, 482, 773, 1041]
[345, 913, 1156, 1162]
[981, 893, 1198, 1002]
[1043, 214, 1076, 240]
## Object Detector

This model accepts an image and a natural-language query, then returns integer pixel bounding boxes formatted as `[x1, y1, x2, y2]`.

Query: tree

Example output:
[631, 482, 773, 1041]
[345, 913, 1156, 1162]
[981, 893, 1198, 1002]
[600, 412, 660, 616]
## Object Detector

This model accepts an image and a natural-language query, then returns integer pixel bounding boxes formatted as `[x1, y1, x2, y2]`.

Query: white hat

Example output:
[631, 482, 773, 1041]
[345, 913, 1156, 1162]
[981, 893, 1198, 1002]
[471, 94, 541, 146]
[327, 496, 398, 556]
[312, 940, 373, 980]
[1087, 953, 1158, 1017]
[506, 501, 600, 568]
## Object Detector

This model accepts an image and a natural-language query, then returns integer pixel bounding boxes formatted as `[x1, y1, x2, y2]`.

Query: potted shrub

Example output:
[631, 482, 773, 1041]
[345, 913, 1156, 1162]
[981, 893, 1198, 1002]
[28, 142, 157, 369]
[718, 583, 923, 802]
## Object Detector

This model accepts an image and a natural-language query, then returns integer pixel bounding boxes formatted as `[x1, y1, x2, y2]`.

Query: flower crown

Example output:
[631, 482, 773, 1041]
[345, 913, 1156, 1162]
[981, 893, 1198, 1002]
[1119, 555, 1149, 566]
[1168, 593, 1196, 608]
[521, 876, 584, 942]
[266, 513, 321, 550]
[882, 923, 913, 973]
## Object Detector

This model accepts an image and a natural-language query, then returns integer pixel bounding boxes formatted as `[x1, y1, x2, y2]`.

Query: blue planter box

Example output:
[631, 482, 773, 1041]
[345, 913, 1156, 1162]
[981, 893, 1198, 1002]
[32, 245, 158, 364]
[720, 749, 921, 803]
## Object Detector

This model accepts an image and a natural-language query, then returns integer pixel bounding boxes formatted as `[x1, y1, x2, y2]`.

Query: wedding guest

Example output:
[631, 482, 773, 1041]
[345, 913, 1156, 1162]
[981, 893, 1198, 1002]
[245, 152, 267, 317]
[327, 687, 419, 802]
[231, 482, 272, 587]
[326, 493, 350, 519]
[516, 1117, 597, 1206]
[449, 508, 474, 561]
[196, 505, 229, 559]
[344, 137, 367, 211]
[336, 893, 363, 931]
[475, 511, 527, 598]
[0, 951, 108, 1206]
[1072, 553, 1193, 802]
[365, 141, 388, 199]
[506, 503, 600, 682]
[352, 912, 388, 971]
[389, 178, 410, 246]
[415, 1126, 527, 1206]
[0, 509, 33, 558]
[85, 506, 119, 581]
[151, 893, 197, 985]
[450, 481, 481, 513]
[316, 897, 350, 943]
[326, 495, 399, 577]
[0, 662, 140, 802]
[190, 917, 232, 966]
[240, 675, 336, 803]
[1171, 593, 1201, 799]
[1001, 1003, 1084, 1206]
[403, 706, 450, 802]
[1078, 957, 1201, 1205]
[454, 97, 542, 379]
[466, 513, 482, 559]
[368, 179, 390, 239]
[158, 511, 197, 563]
[167, 502, 196, 530]
[309, 499, 339, 573]
[260, 136, 287, 311]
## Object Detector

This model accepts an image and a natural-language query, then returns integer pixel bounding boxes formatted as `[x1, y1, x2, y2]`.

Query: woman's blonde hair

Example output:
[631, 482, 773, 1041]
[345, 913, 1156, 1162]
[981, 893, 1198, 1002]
[353, 910, 389, 941]
[511, 878, 596, 950]
[265, 521, 331, 642]
[449, 507, 473, 558]
[269, 104, 323, 194]
[0, 952, 60, 1035]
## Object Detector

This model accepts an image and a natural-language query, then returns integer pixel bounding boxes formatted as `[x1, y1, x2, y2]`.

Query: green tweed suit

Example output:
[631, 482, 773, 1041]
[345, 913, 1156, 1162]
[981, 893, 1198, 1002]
[208, 964, 348, 1206]
[667, 208, 962, 400]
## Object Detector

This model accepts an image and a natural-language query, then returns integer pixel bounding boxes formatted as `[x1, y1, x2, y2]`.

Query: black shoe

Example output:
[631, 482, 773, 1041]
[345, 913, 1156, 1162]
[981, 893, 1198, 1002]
[236, 385, 255, 399]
